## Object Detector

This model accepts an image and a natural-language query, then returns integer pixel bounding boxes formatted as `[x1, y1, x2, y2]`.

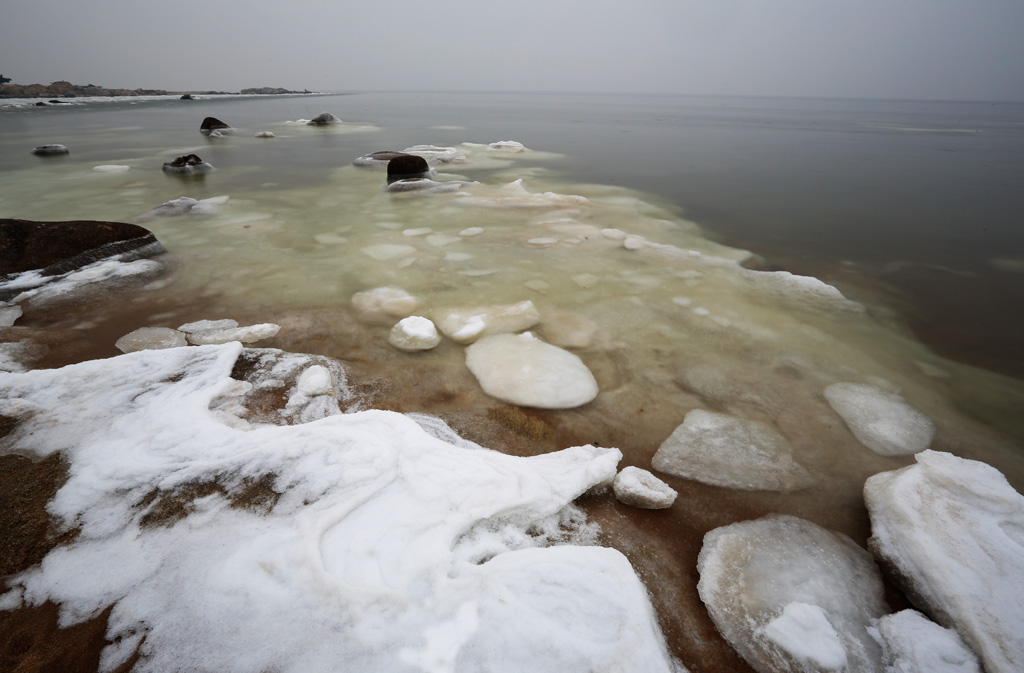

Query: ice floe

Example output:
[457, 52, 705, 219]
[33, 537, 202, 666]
[698, 514, 888, 673]
[178, 318, 281, 345]
[433, 301, 541, 344]
[0, 343, 677, 673]
[864, 450, 1024, 673]
[389, 316, 442, 352]
[651, 410, 813, 491]
[868, 609, 982, 673]
[825, 382, 935, 456]
[465, 332, 599, 409]
[612, 466, 677, 509]
[115, 326, 188, 353]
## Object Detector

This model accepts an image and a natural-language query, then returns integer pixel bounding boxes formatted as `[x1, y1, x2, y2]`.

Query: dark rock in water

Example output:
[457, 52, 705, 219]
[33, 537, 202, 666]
[307, 112, 341, 125]
[0, 219, 165, 282]
[162, 154, 213, 174]
[47, 99, 69, 104]
[387, 155, 431, 183]
[31, 144, 69, 156]
[353, 150, 412, 168]
[180, 94, 194, 100]
[34, 101, 47, 106]
[200, 116, 232, 134]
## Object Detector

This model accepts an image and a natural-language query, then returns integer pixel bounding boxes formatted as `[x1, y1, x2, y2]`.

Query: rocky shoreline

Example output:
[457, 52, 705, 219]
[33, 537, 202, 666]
[0, 80, 312, 99]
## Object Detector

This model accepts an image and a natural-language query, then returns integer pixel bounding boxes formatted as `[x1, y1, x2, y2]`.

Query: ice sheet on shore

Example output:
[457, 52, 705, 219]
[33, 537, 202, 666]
[651, 409, 813, 491]
[697, 514, 889, 673]
[864, 450, 1024, 673]
[0, 344, 678, 673]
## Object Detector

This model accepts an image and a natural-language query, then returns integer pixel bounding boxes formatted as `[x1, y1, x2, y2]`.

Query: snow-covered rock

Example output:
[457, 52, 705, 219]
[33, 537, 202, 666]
[825, 383, 935, 456]
[612, 467, 677, 509]
[864, 450, 1024, 673]
[868, 610, 982, 673]
[433, 300, 541, 344]
[115, 327, 188, 353]
[651, 409, 812, 491]
[697, 514, 889, 673]
[465, 332, 599, 409]
[389, 316, 442, 352]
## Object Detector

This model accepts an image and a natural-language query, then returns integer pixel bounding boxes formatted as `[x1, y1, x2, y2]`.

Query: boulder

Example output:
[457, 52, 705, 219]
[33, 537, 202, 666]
[612, 467, 677, 509]
[306, 112, 341, 125]
[31, 144, 69, 156]
[387, 155, 430, 182]
[199, 117, 231, 134]
[0, 218, 164, 282]
[162, 154, 213, 174]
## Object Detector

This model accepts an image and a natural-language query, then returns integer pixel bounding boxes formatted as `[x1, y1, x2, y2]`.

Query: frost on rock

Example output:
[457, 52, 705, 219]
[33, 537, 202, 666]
[612, 466, 677, 509]
[868, 610, 982, 673]
[351, 287, 421, 323]
[651, 409, 813, 491]
[864, 450, 1024, 673]
[433, 300, 541, 344]
[178, 318, 281, 345]
[0, 344, 679, 673]
[389, 316, 442, 352]
[825, 383, 935, 456]
[465, 332, 599, 409]
[115, 327, 188, 353]
[697, 514, 889, 673]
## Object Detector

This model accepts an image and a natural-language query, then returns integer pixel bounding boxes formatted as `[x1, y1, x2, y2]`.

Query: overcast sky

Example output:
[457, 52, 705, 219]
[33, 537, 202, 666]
[3, 1, 1023, 100]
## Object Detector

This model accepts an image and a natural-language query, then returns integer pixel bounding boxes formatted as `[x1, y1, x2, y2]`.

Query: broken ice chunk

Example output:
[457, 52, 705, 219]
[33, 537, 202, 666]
[433, 301, 541, 344]
[868, 610, 982, 673]
[697, 514, 888, 673]
[651, 409, 812, 491]
[864, 451, 1024, 673]
[825, 382, 935, 456]
[115, 327, 188, 353]
[612, 467, 677, 509]
[465, 332, 599, 409]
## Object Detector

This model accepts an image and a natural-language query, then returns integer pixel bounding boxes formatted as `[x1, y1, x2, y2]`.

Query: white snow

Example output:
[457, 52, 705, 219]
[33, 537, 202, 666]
[864, 450, 1024, 673]
[0, 344, 676, 673]
[296, 365, 333, 397]
[612, 467, 677, 509]
[697, 514, 889, 673]
[651, 409, 813, 491]
[389, 316, 442, 352]
[115, 327, 188, 353]
[433, 301, 541, 344]
[758, 602, 848, 670]
[868, 610, 982, 673]
[825, 382, 935, 456]
[465, 332, 599, 409]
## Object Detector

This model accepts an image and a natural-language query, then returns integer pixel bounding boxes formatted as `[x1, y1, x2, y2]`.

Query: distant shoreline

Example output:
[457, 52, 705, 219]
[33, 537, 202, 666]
[0, 81, 314, 99]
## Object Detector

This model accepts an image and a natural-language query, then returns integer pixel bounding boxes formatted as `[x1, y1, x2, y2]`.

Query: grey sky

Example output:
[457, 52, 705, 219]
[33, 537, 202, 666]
[3, 0, 1023, 100]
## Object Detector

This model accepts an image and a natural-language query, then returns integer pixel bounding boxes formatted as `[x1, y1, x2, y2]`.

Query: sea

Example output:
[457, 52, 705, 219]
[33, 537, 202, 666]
[1, 91, 1023, 671]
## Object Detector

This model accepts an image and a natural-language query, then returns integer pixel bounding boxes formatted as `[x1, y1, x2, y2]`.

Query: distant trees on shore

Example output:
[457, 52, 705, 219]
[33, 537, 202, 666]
[0, 75, 11, 85]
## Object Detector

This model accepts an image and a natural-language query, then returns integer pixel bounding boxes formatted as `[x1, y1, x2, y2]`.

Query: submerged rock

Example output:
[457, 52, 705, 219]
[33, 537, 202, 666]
[612, 467, 677, 509]
[697, 514, 889, 673]
[651, 409, 812, 491]
[31, 144, 69, 156]
[306, 112, 341, 125]
[161, 154, 213, 174]
[465, 332, 599, 409]
[0, 218, 164, 281]
[199, 116, 232, 134]
[825, 382, 935, 456]
[864, 450, 1024, 673]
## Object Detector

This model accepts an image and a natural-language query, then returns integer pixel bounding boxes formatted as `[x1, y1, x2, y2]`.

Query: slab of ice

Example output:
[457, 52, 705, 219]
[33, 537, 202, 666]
[0, 303, 22, 326]
[115, 327, 188, 353]
[456, 179, 589, 209]
[352, 287, 421, 323]
[612, 467, 677, 509]
[868, 610, 982, 673]
[389, 316, 442, 352]
[0, 344, 677, 673]
[825, 383, 935, 456]
[433, 301, 541, 344]
[465, 332, 599, 409]
[178, 318, 280, 345]
[361, 243, 417, 260]
[697, 514, 888, 673]
[864, 450, 1024, 673]
[743, 270, 866, 312]
[402, 144, 464, 164]
[92, 164, 130, 172]
[488, 141, 528, 152]
[651, 409, 813, 491]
